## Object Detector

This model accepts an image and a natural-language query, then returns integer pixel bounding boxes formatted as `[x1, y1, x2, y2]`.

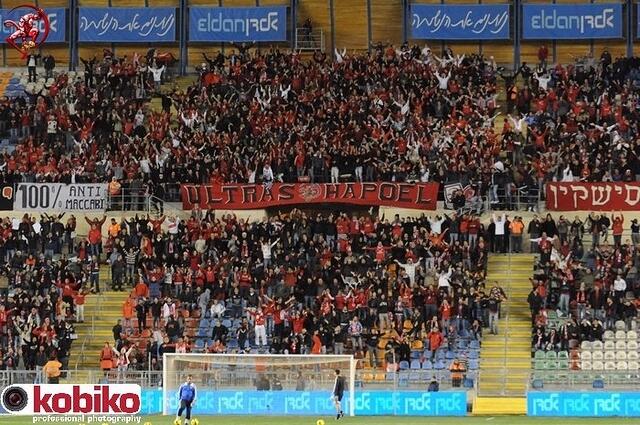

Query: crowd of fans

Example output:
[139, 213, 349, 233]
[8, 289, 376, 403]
[3, 44, 639, 209]
[527, 212, 640, 354]
[2, 42, 640, 381]
[99, 209, 511, 372]
[0, 218, 82, 378]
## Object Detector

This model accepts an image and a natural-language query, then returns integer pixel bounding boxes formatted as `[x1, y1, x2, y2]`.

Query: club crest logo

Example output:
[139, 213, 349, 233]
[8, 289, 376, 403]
[3, 5, 50, 58]
[297, 184, 322, 202]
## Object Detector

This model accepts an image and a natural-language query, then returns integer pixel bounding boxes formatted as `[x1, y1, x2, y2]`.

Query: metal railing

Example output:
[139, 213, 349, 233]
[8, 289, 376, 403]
[529, 371, 640, 390]
[106, 187, 151, 212]
[147, 195, 183, 217]
[74, 336, 90, 371]
[486, 183, 542, 213]
[0, 369, 89, 385]
[295, 28, 324, 51]
[0, 368, 469, 391]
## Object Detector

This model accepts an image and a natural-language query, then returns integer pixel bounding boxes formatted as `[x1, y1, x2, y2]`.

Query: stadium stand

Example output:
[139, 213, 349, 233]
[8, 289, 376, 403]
[526, 213, 639, 389]
[97, 210, 496, 389]
[0, 2, 640, 419]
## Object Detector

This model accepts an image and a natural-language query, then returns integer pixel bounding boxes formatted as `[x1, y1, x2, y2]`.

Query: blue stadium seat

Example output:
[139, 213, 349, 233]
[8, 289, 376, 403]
[199, 319, 210, 328]
[398, 373, 409, 387]
[445, 350, 456, 360]
[409, 372, 421, 382]
[434, 360, 445, 370]
[385, 372, 396, 381]
[422, 360, 433, 370]
[469, 340, 480, 349]
[222, 319, 232, 328]
[463, 378, 474, 388]
[398, 360, 409, 370]
[456, 340, 468, 349]
[435, 350, 445, 361]
[410, 359, 421, 370]
[468, 359, 479, 370]
[194, 339, 205, 349]
[410, 350, 421, 359]
[468, 350, 479, 359]
[531, 379, 544, 389]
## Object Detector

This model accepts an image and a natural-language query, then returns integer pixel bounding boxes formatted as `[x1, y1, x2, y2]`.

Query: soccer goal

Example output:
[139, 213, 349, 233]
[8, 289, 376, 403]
[162, 353, 357, 417]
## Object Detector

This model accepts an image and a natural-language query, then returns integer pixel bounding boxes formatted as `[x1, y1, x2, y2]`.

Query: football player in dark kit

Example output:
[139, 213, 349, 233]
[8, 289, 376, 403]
[332, 369, 346, 419]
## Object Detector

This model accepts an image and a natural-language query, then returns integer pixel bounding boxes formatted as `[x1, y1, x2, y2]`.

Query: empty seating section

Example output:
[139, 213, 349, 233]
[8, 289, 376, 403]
[532, 323, 640, 387]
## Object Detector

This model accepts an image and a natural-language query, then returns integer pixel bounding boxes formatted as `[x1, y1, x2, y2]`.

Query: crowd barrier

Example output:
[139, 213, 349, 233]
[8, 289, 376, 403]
[140, 390, 467, 416]
[528, 392, 640, 417]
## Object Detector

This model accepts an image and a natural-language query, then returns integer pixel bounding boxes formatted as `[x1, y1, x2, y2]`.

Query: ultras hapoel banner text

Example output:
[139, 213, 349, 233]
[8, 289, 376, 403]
[181, 183, 439, 210]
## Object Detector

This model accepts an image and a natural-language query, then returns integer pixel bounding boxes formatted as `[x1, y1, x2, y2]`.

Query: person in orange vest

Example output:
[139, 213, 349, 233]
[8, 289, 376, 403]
[108, 177, 122, 209]
[100, 342, 115, 373]
[108, 218, 121, 239]
[122, 297, 135, 334]
[43, 355, 62, 384]
[509, 216, 525, 253]
[449, 358, 467, 387]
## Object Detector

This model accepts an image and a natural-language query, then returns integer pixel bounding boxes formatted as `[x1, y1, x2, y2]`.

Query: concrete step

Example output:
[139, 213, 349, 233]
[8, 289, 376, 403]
[86, 299, 129, 306]
[510, 290, 533, 297]
[478, 253, 535, 394]
[486, 266, 532, 271]
[482, 320, 531, 328]
[479, 371, 529, 379]
[482, 340, 531, 348]
[473, 397, 526, 414]
[481, 352, 531, 359]
[487, 255, 535, 262]
[480, 340, 530, 347]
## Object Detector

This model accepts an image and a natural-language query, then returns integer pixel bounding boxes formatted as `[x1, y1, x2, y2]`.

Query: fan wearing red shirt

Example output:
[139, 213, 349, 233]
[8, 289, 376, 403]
[85, 215, 106, 257]
[238, 267, 252, 295]
[336, 216, 349, 236]
[248, 307, 268, 347]
[59, 278, 79, 317]
[365, 242, 391, 264]
[149, 215, 166, 234]
[467, 215, 481, 249]
[612, 213, 624, 248]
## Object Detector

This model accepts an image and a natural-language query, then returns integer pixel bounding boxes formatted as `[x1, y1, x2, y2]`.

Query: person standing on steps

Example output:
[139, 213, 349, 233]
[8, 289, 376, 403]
[26, 53, 40, 82]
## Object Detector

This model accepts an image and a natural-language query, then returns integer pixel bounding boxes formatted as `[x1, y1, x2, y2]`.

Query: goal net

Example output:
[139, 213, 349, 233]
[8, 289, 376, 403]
[162, 353, 356, 417]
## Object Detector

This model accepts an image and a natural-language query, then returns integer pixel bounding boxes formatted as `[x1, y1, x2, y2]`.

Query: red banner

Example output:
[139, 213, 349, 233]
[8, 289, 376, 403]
[181, 183, 439, 210]
[546, 182, 640, 211]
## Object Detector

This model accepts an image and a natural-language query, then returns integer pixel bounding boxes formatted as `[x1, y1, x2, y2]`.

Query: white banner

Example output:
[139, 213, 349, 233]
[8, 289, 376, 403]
[14, 183, 108, 212]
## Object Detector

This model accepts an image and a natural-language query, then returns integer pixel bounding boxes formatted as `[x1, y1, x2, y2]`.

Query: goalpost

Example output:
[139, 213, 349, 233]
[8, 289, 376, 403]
[162, 353, 357, 417]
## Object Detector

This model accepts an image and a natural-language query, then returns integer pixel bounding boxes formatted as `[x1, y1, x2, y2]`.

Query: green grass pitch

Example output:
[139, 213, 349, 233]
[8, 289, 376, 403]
[9, 416, 640, 425]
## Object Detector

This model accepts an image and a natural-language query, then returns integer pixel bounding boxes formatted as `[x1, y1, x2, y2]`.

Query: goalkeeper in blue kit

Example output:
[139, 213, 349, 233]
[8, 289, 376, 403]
[175, 374, 197, 425]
